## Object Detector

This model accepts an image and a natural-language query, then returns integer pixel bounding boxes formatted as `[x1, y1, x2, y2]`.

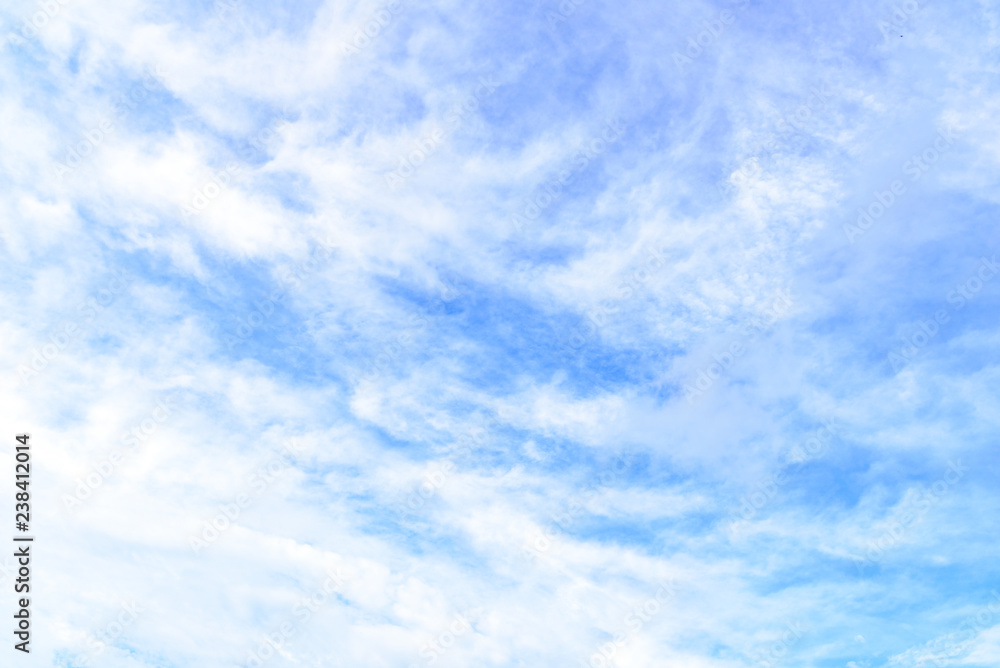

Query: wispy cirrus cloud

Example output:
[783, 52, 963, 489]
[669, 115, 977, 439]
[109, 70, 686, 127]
[0, 0, 998, 665]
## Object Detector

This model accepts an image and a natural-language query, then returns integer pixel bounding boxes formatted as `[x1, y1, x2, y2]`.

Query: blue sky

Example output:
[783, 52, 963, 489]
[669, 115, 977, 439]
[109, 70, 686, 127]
[1, 0, 999, 666]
